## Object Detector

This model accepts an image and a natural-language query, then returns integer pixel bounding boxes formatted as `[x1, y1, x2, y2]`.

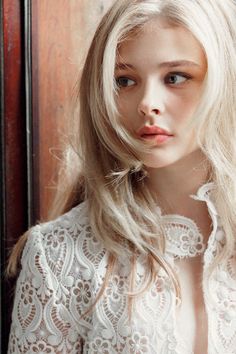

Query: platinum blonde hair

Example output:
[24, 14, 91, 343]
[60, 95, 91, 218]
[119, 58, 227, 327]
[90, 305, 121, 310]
[9, 0, 236, 302]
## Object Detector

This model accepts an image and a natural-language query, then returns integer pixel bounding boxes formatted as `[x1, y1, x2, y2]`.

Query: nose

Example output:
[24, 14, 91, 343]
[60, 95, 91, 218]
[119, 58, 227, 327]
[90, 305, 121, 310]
[137, 81, 165, 119]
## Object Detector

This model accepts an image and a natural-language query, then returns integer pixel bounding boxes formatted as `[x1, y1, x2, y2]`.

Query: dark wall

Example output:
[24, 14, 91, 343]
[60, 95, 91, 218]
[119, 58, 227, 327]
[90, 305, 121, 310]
[1, 1, 28, 353]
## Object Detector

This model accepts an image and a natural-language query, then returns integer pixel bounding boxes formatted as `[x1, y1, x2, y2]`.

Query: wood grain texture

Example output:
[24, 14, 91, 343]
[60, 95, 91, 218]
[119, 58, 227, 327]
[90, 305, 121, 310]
[2, 0, 27, 352]
[2, 0, 27, 241]
[32, 0, 116, 221]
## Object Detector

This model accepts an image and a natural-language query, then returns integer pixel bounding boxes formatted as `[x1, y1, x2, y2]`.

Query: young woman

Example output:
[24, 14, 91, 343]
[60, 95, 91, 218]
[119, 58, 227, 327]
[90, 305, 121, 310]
[8, 0, 236, 353]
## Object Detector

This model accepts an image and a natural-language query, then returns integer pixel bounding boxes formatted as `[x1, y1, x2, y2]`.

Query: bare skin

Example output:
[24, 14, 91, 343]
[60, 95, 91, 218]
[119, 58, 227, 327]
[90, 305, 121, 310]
[147, 149, 212, 244]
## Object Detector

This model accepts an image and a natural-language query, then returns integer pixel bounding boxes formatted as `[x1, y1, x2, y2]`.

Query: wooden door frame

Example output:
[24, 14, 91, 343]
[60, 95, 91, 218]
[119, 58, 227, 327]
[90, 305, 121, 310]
[1, 1, 35, 352]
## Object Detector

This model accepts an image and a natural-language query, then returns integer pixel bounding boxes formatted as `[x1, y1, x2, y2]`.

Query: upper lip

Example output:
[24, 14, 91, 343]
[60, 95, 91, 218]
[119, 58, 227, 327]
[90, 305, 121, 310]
[137, 125, 173, 137]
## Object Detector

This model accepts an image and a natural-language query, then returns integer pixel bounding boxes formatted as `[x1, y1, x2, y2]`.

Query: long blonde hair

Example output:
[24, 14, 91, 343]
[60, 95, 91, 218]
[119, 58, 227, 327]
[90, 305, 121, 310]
[8, 0, 236, 301]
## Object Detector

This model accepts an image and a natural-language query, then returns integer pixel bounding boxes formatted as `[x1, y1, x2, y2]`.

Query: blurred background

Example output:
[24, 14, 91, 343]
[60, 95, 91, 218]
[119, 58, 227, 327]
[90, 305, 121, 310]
[1, 0, 116, 352]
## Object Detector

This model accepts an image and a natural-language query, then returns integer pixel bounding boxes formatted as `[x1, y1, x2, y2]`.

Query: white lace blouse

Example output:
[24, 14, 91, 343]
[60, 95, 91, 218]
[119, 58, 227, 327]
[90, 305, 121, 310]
[8, 183, 236, 353]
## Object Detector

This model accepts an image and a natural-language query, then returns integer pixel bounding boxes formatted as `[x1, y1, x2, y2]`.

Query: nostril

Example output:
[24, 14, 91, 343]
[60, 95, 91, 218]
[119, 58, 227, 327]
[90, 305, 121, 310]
[138, 106, 160, 116]
[152, 109, 160, 115]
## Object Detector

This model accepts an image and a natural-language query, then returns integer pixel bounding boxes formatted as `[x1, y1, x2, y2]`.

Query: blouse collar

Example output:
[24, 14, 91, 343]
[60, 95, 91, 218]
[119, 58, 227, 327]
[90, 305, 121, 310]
[162, 182, 223, 261]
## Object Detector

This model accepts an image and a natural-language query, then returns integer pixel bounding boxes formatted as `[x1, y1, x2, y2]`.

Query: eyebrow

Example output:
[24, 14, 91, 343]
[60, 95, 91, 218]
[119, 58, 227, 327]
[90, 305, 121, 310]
[159, 60, 200, 68]
[115, 63, 135, 70]
[115, 60, 200, 70]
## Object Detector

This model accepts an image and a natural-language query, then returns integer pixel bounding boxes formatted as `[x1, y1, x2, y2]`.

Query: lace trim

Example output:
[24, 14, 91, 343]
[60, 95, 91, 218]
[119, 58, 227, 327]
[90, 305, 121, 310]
[10, 182, 236, 354]
[160, 183, 215, 260]
[162, 215, 205, 259]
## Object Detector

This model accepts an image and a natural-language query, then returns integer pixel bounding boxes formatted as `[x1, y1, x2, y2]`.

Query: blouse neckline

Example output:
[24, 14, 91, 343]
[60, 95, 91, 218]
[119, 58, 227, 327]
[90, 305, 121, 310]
[160, 182, 220, 260]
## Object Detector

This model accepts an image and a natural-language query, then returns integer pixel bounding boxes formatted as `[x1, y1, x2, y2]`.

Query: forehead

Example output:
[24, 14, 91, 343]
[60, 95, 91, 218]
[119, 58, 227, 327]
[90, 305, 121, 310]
[117, 19, 206, 67]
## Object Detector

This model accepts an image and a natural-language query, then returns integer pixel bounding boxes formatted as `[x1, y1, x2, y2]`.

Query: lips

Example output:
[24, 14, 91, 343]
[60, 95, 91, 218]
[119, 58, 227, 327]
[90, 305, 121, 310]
[137, 125, 173, 139]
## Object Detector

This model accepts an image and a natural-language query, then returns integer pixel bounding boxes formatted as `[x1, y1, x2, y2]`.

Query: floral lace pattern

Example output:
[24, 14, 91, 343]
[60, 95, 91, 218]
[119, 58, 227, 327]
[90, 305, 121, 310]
[163, 214, 205, 259]
[8, 183, 236, 353]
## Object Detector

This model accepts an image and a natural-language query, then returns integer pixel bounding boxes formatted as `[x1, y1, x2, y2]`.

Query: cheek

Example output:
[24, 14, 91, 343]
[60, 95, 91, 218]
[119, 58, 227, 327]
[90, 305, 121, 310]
[169, 94, 199, 122]
[182, 89, 202, 114]
[183, 128, 199, 153]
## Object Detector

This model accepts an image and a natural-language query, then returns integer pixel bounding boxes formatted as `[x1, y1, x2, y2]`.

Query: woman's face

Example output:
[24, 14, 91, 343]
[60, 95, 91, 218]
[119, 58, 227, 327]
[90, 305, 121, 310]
[115, 19, 207, 169]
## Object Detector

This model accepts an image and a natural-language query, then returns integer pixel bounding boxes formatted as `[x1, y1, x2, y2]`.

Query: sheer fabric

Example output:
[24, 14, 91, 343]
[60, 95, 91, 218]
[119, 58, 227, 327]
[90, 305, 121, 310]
[8, 183, 236, 353]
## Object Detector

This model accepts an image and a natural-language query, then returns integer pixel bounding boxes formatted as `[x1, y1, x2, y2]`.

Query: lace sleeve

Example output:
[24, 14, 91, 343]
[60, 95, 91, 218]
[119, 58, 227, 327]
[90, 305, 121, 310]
[8, 225, 83, 354]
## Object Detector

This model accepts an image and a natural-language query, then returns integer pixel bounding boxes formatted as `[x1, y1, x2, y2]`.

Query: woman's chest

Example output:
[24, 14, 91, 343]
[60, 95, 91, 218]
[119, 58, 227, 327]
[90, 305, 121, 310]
[175, 257, 208, 354]
[77, 255, 236, 353]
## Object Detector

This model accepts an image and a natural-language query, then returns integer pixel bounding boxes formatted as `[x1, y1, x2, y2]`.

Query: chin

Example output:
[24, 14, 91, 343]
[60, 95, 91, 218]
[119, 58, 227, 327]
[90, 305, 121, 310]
[142, 153, 194, 170]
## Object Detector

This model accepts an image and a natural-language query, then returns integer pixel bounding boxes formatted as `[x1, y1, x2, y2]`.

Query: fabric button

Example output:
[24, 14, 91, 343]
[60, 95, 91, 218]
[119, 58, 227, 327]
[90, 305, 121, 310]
[215, 229, 225, 242]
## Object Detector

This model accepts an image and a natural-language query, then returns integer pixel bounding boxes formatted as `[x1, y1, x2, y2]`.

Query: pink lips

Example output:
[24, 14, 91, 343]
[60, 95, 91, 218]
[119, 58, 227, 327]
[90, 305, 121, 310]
[137, 126, 173, 144]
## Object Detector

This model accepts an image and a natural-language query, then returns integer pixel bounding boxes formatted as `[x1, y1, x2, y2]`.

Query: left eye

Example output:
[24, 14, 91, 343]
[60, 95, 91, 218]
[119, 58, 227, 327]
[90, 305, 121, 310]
[165, 73, 190, 85]
[116, 77, 136, 88]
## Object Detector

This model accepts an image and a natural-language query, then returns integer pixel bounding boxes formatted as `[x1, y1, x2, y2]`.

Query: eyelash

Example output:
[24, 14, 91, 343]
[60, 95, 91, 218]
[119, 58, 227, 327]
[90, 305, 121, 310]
[164, 72, 192, 85]
[115, 72, 192, 88]
[115, 77, 136, 88]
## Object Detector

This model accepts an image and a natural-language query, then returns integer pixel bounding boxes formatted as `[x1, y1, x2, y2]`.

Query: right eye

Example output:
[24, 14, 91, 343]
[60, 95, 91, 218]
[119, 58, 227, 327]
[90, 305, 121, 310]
[116, 77, 136, 88]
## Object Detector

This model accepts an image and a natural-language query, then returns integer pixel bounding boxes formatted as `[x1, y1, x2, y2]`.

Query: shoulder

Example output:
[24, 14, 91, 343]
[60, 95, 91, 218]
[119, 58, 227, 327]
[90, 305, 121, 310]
[40, 200, 90, 236]
[27, 200, 89, 243]
[21, 200, 108, 278]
